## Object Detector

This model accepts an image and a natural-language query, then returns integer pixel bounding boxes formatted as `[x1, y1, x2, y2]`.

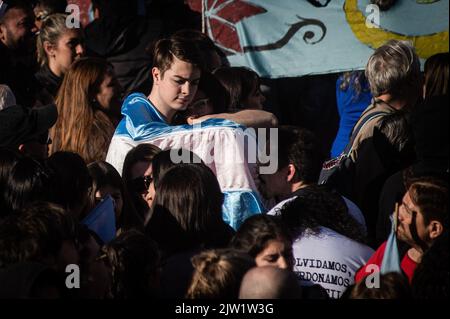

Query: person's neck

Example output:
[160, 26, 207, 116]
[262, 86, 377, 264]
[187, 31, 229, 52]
[147, 92, 176, 124]
[376, 94, 407, 110]
[277, 182, 310, 201]
[48, 60, 63, 78]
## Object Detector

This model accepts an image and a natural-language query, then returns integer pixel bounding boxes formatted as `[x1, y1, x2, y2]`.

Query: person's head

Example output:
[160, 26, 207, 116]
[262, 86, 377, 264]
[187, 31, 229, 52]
[88, 161, 142, 231]
[258, 126, 325, 201]
[411, 231, 449, 299]
[2, 156, 52, 215]
[231, 215, 294, 270]
[37, 13, 84, 77]
[177, 72, 228, 123]
[347, 272, 411, 299]
[0, 103, 57, 159]
[239, 266, 303, 299]
[33, 0, 68, 29]
[374, 110, 415, 169]
[100, 229, 161, 299]
[51, 57, 121, 162]
[0, 84, 16, 110]
[370, 0, 397, 11]
[171, 29, 225, 73]
[213, 67, 265, 111]
[186, 249, 255, 299]
[0, 0, 36, 52]
[423, 52, 449, 99]
[280, 185, 367, 244]
[149, 37, 203, 123]
[397, 177, 448, 252]
[0, 201, 79, 272]
[45, 151, 91, 220]
[122, 143, 161, 221]
[146, 163, 229, 255]
[366, 40, 421, 106]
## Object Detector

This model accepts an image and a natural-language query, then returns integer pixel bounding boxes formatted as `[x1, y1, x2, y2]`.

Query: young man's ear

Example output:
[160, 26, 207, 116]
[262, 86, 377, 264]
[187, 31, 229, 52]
[428, 220, 444, 241]
[152, 67, 161, 84]
[286, 164, 297, 183]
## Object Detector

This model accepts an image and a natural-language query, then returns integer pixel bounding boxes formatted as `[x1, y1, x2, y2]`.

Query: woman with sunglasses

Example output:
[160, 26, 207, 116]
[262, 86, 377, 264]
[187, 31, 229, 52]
[122, 143, 161, 223]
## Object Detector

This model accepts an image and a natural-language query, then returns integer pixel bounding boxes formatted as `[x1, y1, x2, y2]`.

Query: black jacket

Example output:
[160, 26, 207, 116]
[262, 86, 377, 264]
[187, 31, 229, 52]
[84, 15, 163, 98]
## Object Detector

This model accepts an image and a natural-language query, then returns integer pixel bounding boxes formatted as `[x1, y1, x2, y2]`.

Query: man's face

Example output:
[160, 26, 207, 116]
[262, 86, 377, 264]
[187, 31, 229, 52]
[0, 7, 36, 52]
[152, 56, 201, 122]
[397, 190, 430, 248]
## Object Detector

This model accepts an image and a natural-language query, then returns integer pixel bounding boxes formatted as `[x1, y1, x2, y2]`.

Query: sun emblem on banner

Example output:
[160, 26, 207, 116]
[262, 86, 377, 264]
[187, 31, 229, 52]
[186, 0, 267, 54]
[344, 0, 448, 59]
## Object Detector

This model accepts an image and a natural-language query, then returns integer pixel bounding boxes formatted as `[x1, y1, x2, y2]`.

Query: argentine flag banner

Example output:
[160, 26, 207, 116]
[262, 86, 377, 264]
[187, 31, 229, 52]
[106, 93, 267, 230]
[187, 0, 449, 78]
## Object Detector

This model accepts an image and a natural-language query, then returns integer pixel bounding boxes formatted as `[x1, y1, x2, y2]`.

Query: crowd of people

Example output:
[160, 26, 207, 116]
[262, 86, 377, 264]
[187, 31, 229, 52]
[0, 0, 448, 299]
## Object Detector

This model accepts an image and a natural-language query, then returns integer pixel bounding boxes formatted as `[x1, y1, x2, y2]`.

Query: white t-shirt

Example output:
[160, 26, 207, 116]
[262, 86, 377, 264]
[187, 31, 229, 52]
[266, 195, 367, 235]
[292, 226, 374, 299]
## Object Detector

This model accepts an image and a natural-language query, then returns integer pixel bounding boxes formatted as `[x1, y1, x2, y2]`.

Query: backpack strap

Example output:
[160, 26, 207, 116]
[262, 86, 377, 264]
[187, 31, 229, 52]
[343, 111, 389, 155]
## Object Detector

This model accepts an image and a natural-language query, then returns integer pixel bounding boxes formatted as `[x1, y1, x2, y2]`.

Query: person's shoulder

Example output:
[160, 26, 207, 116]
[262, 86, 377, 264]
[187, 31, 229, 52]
[123, 93, 149, 105]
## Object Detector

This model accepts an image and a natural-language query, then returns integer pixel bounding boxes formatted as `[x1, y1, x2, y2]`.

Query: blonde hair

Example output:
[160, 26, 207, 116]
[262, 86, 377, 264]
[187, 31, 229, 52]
[36, 13, 69, 66]
[50, 57, 116, 163]
[186, 249, 255, 299]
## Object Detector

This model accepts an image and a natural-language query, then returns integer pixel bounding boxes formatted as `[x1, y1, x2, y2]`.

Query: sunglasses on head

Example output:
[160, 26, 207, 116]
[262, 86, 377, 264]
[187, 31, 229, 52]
[132, 175, 153, 194]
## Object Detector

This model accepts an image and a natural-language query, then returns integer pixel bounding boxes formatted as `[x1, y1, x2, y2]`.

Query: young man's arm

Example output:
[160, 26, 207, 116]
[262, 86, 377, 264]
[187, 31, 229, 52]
[187, 109, 278, 128]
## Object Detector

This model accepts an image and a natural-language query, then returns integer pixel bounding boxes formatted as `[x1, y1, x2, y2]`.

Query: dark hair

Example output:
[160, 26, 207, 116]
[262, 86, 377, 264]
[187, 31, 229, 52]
[276, 126, 326, 183]
[122, 143, 161, 220]
[424, 52, 449, 99]
[36, 0, 67, 12]
[91, 0, 138, 17]
[406, 177, 448, 228]
[213, 67, 261, 112]
[171, 29, 226, 73]
[146, 163, 230, 255]
[101, 229, 161, 299]
[347, 272, 411, 299]
[230, 214, 294, 268]
[45, 151, 91, 220]
[280, 185, 367, 243]
[153, 36, 204, 77]
[339, 71, 370, 100]
[0, 0, 33, 23]
[411, 231, 449, 299]
[0, 148, 22, 218]
[0, 201, 77, 269]
[374, 110, 415, 169]
[151, 149, 204, 190]
[88, 161, 143, 231]
[2, 157, 52, 214]
[186, 249, 255, 299]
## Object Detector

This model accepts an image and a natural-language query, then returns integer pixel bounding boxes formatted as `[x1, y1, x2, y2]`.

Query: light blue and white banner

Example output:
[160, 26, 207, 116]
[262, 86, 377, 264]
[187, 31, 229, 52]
[188, 0, 449, 78]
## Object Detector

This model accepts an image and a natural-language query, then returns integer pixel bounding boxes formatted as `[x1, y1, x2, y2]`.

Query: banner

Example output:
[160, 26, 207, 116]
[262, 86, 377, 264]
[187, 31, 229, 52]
[187, 0, 449, 78]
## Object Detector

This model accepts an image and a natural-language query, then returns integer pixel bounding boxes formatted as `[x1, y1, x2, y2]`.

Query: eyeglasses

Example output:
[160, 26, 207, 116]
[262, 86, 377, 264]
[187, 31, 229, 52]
[132, 175, 153, 194]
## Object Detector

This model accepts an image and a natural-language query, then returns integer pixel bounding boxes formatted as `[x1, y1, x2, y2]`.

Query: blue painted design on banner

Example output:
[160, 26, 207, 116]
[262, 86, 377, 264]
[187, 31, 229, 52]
[222, 190, 265, 230]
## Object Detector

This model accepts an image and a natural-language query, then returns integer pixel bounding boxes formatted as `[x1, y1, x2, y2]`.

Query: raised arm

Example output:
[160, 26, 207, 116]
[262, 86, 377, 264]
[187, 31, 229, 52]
[187, 109, 278, 128]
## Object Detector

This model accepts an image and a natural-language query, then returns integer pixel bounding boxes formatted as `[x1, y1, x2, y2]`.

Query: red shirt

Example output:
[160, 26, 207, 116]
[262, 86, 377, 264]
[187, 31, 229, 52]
[355, 241, 418, 283]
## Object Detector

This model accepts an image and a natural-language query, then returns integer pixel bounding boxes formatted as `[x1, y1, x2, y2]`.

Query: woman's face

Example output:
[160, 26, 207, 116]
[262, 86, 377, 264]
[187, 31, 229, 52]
[52, 29, 84, 75]
[95, 70, 122, 117]
[130, 161, 154, 209]
[244, 85, 266, 110]
[95, 185, 123, 221]
[255, 238, 294, 270]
